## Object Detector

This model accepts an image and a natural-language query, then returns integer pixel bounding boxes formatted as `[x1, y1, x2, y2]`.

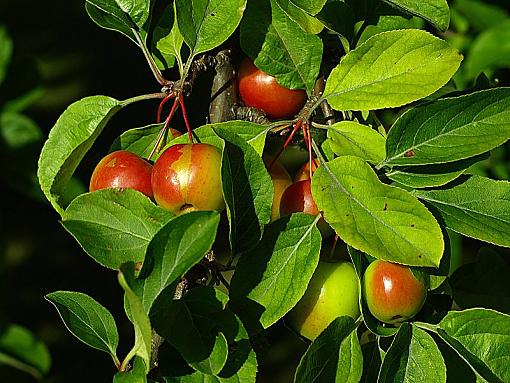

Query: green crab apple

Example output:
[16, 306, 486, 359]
[237, 58, 307, 120]
[89, 150, 153, 198]
[151, 143, 225, 214]
[287, 261, 360, 340]
[362, 260, 429, 324]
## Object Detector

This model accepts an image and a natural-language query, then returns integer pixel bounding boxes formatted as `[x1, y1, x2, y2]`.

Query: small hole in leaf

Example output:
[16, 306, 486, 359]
[411, 224, 415, 227]
[210, 12, 216, 16]
[383, 203, 388, 211]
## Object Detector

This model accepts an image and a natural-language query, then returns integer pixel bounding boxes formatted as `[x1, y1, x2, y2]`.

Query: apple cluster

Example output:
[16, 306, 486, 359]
[89, 59, 429, 343]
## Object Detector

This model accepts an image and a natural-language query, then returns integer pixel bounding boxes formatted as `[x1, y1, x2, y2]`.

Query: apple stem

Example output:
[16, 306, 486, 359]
[157, 93, 176, 124]
[269, 120, 302, 171]
[148, 97, 180, 161]
[329, 234, 339, 261]
[178, 93, 194, 144]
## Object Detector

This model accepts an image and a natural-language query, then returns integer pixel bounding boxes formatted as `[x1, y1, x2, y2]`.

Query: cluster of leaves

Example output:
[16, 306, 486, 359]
[35, 0, 510, 382]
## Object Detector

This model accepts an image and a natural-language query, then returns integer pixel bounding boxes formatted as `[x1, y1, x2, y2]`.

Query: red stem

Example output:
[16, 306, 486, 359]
[178, 94, 194, 144]
[269, 120, 302, 171]
[148, 97, 180, 160]
[157, 93, 175, 123]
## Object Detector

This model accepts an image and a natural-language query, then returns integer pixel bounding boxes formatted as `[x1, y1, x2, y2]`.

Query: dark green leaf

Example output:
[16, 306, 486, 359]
[384, 88, 510, 167]
[315, 0, 355, 40]
[119, 266, 152, 372]
[45, 291, 119, 361]
[0, 26, 12, 86]
[294, 316, 361, 383]
[324, 29, 462, 111]
[414, 176, 510, 248]
[386, 154, 488, 189]
[62, 189, 173, 270]
[215, 128, 273, 255]
[231, 213, 321, 330]
[240, 0, 323, 92]
[453, 0, 508, 33]
[0, 112, 42, 151]
[360, 341, 381, 383]
[383, 0, 450, 31]
[312, 156, 444, 267]
[38, 96, 122, 215]
[110, 123, 166, 158]
[85, 0, 151, 42]
[438, 308, 510, 383]
[290, 0, 327, 15]
[450, 249, 510, 314]
[176, 0, 247, 57]
[152, 287, 229, 375]
[378, 324, 446, 383]
[135, 211, 220, 313]
[154, 3, 184, 71]
[273, 0, 324, 34]
[0, 324, 51, 378]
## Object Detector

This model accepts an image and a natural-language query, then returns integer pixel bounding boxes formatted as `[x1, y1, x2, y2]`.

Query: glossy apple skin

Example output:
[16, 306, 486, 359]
[287, 261, 360, 340]
[238, 58, 307, 120]
[362, 260, 429, 324]
[280, 180, 332, 236]
[295, 160, 319, 182]
[89, 150, 153, 198]
[151, 143, 225, 214]
[263, 155, 292, 221]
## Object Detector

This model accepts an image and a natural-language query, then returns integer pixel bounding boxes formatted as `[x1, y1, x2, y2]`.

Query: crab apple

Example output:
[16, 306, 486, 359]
[295, 160, 319, 182]
[151, 143, 225, 214]
[362, 260, 429, 324]
[237, 58, 307, 120]
[89, 150, 153, 198]
[263, 155, 292, 221]
[280, 180, 332, 236]
[287, 261, 360, 340]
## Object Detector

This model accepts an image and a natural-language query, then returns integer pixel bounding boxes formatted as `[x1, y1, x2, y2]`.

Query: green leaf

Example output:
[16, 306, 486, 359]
[155, 2, 185, 72]
[113, 357, 147, 383]
[176, 0, 247, 57]
[327, 121, 386, 164]
[294, 317, 361, 383]
[62, 188, 174, 270]
[289, 0, 327, 15]
[274, 0, 324, 34]
[315, 0, 355, 40]
[45, 291, 119, 362]
[240, 0, 323, 92]
[135, 211, 220, 313]
[465, 21, 510, 79]
[450, 249, 510, 314]
[0, 324, 51, 378]
[414, 176, 510, 248]
[383, 0, 450, 31]
[0, 112, 42, 151]
[160, 121, 268, 158]
[215, 128, 273, 255]
[231, 213, 321, 330]
[360, 341, 382, 382]
[378, 324, 446, 383]
[386, 155, 488, 189]
[312, 156, 444, 267]
[453, 0, 508, 33]
[0, 26, 12, 86]
[438, 308, 510, 383]
[110, 123, 166, 158]
[118, 267, 152, 372]
[37, 96, 122, 215]
[383, 88, 510, 167]
[152, 287, 229, 375]
[324, 29, 462, 111]
[85, 0, 151, 42]
[357, 15, 425, 46]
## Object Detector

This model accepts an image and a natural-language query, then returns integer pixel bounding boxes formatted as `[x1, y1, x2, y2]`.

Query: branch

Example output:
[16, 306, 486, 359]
[209, 49, 237, 123]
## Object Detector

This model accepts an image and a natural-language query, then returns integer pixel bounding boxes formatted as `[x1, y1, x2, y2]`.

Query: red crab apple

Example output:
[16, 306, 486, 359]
[89, 150, 153, 198]
[287, 261, 360, 340]
[362, 260, 429, 324]
[151, 143, 225, 214]
[237, 58, 307, 120]
[263, 155, 292, 221]
[280, 180, 333, 236]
